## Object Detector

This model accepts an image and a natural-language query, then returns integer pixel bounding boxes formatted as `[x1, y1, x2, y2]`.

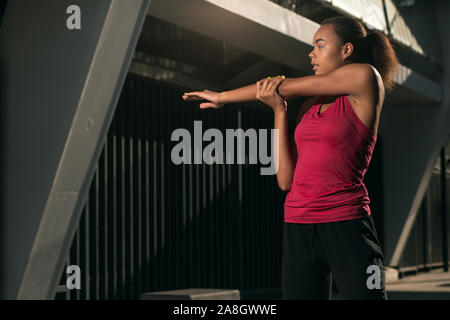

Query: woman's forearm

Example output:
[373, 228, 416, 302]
[273, 108, 295, 191]
[218, 79, 292, 105]
[218, 83, 257, 104]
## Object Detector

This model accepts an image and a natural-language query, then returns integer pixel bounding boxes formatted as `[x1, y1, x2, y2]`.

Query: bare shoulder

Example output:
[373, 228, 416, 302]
[348, 63, 384, 106]
[341, 62, 378, 76]
[346, 64, 385, 135]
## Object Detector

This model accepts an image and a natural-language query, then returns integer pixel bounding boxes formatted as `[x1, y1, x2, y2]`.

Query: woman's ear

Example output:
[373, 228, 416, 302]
[342, 42, 354, 60]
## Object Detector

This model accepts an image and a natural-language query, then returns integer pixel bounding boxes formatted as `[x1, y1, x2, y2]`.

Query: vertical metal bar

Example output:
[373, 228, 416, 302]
[94, 164, 100, 299]
[163, 86, 170, 290]
[182, 161, 186, 289]
[133, 79, 138, 298]
[149, 84, 156, 291]
[90, 169, 96, 299]
[422, 187, 432, 270]
[188, 105, 194, 289]
[259, 115, 263, 288]
[112, 112, 118, 299]
[159, 84, 165, 289]
[101, 139, 107, 299]
[144, 79, 150, 293]
[76, 225, 81, 300]
[227, 112, 235, 288]
[238, 109, 243, 289]
[242, 109, 248, 290]
[195, 140, 200, 286]
[152, 134, 158, 291]
[64, 259, 69, 300]
[93, 159, 101, 300]
[254, 114, 258, 288]
[202, 161, 207, 287]
[105, 122, 112, 299]
[170, 87, 177, 290]
[214, 112, 218, 288]
[115, 90, 122, 299]
[217, 113, 223, 288]
[153, 83, 160, 291]
[262, 115, 266, 288]
[221, 145, 226, 288]
[127, 79, 133, 298]
[136, 79, 143, 298]
[441, 146, 448, 272]
[126, 79, 133, 299]
[173, 88, 178, 290]
[133, 78, 139, 298]
[172, 86, 177, 290]
[66, 244, 71, 300]
[180, 90, 187, 290]
[160, 141, 165, 288]
[209, 115, 215, 287]
[79, 210, 85, 300]
[201, 115, 207, 288]
[254, 113, 258, 288]
[85, 200, 90, 300]
[120, 82, 126, 299]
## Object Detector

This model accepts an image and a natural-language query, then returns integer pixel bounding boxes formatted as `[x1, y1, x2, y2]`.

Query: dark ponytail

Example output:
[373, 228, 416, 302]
[321, 16, 400, 92]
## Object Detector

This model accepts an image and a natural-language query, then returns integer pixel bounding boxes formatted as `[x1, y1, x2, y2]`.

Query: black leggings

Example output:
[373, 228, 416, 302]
[281, 216, 387, 300]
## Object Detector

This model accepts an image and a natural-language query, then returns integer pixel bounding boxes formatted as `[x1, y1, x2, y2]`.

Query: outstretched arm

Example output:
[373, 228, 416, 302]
[218, 83, 258, 104]
[183, 63, 377, 107]
[182, 76, 285, 108]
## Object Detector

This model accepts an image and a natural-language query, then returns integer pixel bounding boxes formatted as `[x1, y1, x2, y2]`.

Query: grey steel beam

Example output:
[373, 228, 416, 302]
[0, 0, 150, 299]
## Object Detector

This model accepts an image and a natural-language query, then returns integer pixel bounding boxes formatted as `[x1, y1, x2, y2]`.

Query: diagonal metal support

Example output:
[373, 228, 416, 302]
[14, 0, 151, 299]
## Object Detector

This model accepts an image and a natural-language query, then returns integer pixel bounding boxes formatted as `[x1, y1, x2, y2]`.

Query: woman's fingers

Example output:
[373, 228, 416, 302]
[257, 78, 274, 100]
[266, 76, 284, 93]
[182, 89, 223, 109]
[262, 79, 271, 94]
[256, 80, 261, 98]
[199, 102, 216, 109]
[259, 77, 281, 96]
[183, 91, 209, 101]
[183, 92, 203, 100]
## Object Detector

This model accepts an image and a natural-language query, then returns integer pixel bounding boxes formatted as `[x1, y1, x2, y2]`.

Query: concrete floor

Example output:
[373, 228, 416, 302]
[386, 268, 450, 300]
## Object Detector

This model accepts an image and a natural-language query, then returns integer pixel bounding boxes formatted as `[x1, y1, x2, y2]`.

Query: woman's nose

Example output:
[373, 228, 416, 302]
[308, 50, 314, 58]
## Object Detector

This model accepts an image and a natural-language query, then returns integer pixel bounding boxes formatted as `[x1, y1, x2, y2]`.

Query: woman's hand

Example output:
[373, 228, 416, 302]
[256, 76, 287, 113]
[182, 90, 224, 109]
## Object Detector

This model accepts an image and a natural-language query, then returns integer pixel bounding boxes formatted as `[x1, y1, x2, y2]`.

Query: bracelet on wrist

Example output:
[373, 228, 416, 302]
[276, 85, 286, 100]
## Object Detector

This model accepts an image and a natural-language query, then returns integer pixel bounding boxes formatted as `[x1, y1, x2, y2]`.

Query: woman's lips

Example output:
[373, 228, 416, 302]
[313, 65, 318, 71]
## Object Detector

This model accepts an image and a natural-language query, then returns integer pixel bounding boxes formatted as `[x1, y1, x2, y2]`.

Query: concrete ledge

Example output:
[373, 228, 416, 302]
[386, 268, 450, 299]
[385, 266, 400, 284]
[140, 288, 241, 300]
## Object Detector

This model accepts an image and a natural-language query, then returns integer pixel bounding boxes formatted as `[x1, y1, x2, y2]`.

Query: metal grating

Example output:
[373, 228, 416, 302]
[56, 74, 285, 300]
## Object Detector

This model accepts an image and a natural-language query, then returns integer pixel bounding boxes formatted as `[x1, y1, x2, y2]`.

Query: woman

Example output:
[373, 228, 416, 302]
[182, 16, 399, 300]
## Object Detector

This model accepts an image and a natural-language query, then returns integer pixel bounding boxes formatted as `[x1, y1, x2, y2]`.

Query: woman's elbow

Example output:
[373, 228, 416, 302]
[278, 180, 292, 192]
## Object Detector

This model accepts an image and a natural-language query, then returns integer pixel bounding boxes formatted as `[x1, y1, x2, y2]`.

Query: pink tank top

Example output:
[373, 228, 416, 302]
[284, 95, 377, 224]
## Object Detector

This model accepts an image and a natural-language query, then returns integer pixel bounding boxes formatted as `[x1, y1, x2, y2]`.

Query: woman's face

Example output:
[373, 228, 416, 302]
[308, 24, 350, 75]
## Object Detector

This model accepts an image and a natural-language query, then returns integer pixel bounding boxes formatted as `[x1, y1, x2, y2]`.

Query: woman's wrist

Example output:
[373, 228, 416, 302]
[218, 91, 225, 104]
[273, 106, 287, 117]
